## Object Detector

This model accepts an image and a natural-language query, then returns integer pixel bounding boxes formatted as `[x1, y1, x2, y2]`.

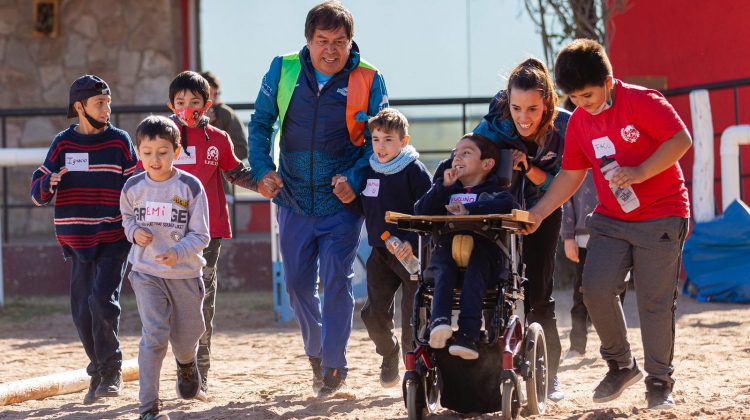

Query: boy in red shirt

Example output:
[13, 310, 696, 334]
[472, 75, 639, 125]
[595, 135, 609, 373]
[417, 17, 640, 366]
[521, 39, 691, 410]
[166, 71, 257, 397]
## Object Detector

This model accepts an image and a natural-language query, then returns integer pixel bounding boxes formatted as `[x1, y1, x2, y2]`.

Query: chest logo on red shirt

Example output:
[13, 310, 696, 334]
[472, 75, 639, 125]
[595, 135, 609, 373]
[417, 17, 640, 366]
[207, 146, 219, 161]
[204, 145, 220, 166]
[620, 124, 640, 143]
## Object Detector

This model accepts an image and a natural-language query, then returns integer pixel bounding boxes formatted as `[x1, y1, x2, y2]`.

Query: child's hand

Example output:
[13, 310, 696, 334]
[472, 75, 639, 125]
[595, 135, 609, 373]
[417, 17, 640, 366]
[443, 168, 459, 186]
[332, 174, 355, 203]
[49, 167, 69, 192]
[155, 248, 178, 266]
[563, 239, 579, 263]
[445, 202, 468, 215]
[134, 227, 153, 247]
[395, 240, 413, 261]
[258, 171, 283, 199]
[610, 166, 645, 188]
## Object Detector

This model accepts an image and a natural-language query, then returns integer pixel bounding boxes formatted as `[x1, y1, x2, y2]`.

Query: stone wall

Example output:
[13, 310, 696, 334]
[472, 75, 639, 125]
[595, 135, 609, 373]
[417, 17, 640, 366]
[0, 0, 183, 239]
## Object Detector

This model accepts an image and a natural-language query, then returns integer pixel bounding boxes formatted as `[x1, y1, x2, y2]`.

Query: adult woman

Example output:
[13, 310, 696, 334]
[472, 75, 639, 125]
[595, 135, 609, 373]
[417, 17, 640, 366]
[473, 57, 569, 402]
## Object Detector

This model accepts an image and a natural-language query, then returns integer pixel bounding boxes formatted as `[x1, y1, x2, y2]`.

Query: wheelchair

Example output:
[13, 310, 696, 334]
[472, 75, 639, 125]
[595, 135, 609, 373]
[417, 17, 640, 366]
[388, 150, 548, 419]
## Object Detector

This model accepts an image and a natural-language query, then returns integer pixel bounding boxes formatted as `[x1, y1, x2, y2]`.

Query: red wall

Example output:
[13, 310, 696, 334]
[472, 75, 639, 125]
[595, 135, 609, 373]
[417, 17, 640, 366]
[609, 0, 750, 212]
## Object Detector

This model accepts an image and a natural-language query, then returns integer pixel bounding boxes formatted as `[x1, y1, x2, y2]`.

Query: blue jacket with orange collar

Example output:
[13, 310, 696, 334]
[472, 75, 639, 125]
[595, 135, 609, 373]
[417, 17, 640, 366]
[248, 42, 389, 216]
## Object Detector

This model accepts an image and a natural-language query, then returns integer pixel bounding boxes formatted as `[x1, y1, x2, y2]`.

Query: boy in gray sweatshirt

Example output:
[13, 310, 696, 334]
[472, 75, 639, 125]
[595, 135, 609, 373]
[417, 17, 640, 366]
[120, 115, 210, 420]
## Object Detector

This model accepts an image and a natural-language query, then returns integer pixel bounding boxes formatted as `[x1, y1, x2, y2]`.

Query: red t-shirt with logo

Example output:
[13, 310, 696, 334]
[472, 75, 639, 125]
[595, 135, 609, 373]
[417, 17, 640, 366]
[172, 124, 242, 238]
[561, 80, 690, 221]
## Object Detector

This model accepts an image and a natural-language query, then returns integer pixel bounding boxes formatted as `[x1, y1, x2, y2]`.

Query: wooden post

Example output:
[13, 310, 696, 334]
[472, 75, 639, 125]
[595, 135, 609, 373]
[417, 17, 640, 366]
[0, 359, 138, 406]
[690, 89, 716, 222]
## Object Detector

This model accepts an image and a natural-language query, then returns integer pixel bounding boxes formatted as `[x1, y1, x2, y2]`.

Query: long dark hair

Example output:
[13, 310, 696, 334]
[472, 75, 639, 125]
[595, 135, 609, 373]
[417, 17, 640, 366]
[495, 58, 559, 146]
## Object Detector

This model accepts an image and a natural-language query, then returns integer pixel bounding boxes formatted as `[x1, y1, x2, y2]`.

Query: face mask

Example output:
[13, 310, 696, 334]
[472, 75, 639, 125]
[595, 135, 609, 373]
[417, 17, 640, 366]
[174, 106, 206, 127]
[82, 105, 108, 129]
[589, 84, 613, 116]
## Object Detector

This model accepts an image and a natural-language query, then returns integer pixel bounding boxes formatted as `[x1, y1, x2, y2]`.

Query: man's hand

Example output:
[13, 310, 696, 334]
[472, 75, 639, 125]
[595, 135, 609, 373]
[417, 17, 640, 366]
[332, 175, 356, 204]
[609, 166, 645, 189]
[395, 240, 414, 262]
[443, 168, 459, 187]
[518, 209, 542, 235]
[563, 239, 579, 263]
[258, 171, 283, 198]
[512, 149, 529, 171]
[155, 248, 178, 266]
[49, 167, 69, 192]
[134, 227, 153, 247]
[445, 202, 469, 215]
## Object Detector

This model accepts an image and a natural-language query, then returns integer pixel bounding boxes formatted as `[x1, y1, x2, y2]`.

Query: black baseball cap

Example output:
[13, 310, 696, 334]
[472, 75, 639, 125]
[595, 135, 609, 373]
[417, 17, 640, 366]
[67, 75, 111, 118]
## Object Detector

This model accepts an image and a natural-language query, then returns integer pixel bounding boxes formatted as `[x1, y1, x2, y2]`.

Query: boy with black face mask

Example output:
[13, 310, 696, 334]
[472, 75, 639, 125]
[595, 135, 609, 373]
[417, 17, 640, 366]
[30, 74, 138, 404]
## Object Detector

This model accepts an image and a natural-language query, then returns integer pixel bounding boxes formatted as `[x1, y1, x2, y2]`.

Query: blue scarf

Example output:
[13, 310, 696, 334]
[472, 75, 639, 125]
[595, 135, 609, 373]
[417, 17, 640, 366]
[369, 145, 419, 175]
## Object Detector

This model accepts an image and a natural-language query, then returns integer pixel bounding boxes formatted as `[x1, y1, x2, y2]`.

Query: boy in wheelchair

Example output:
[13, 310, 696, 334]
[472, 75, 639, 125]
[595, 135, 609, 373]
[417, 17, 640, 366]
[414, 133, 516, 360]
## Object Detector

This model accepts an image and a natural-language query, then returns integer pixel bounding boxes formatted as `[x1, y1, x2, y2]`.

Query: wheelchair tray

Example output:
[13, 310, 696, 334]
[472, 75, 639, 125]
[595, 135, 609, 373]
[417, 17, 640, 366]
[385, 210, 531, 234]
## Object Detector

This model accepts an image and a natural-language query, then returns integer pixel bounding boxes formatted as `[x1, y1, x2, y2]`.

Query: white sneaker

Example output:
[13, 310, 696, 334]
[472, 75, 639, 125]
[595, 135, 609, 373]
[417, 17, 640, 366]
[563, 349, 584, 360]
[448, 344, 479, 360]
[429, 324, 453, 349]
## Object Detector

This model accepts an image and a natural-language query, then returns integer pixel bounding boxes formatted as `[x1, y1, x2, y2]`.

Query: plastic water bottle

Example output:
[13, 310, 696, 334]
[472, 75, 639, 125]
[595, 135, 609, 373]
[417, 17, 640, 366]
[380, 231, 421, 274]
[600, 156, 640, 213]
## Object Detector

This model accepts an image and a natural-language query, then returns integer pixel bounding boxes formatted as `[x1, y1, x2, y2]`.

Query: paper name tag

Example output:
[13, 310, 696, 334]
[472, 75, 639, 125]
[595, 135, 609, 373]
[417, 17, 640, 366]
[449, 193, 477, 204]
[65, 153, 89, 171]
[144, 201, 173, 223]
[173, 146, 196, 165]
[362, 179, 380, 197]
[592, 136, 616, 159]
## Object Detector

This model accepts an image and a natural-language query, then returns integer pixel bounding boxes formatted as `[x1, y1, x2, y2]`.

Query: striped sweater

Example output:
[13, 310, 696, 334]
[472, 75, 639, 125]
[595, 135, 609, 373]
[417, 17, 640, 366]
[30, 124, 138, 260]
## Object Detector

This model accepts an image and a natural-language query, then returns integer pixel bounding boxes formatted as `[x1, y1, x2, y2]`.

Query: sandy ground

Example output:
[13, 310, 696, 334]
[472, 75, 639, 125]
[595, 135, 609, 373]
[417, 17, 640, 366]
[1, 289, 749, 420]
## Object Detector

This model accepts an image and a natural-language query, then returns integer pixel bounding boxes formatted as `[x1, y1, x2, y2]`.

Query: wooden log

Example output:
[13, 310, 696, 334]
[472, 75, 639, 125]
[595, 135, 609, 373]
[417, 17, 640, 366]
[0, 358, 138, 406]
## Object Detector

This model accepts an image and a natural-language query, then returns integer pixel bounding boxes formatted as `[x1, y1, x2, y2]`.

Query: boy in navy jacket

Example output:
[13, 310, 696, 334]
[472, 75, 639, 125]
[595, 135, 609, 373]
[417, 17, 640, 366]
[347, 109, 431, 388]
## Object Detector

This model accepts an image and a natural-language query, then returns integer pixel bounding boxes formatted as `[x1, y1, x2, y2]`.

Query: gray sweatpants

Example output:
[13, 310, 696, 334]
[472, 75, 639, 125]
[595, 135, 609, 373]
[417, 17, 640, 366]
[129, 271, 206, 413]
[582, 214, 687, 384]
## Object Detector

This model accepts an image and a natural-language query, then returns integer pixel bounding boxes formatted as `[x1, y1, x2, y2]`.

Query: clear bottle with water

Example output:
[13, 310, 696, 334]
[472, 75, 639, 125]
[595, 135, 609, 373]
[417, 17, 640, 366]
[600, 156, 640, 213]
[380, 231, 421, 274]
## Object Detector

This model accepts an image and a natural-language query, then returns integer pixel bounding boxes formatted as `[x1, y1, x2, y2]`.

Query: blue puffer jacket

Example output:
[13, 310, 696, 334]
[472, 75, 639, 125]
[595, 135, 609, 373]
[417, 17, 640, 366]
[248, 42, 389, 216]
[474, 90, 570, 207]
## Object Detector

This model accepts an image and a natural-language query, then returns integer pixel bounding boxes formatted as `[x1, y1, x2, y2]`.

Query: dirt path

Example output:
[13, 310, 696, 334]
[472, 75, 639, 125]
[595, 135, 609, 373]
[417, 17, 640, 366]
[1, 290, 749, 419]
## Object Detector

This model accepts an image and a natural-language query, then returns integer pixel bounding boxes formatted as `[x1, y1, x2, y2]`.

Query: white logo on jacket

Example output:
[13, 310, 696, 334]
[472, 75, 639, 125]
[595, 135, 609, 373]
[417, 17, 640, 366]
[337, 87, 348, 97]
[207, 146, 219, 161]
[621, 124, 640, 143]
[540, 151, 557, 161]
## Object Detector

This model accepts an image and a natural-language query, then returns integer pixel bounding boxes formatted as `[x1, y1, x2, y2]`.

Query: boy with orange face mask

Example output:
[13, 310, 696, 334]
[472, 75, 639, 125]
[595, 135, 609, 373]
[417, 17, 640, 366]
[163, 70, 257, 397]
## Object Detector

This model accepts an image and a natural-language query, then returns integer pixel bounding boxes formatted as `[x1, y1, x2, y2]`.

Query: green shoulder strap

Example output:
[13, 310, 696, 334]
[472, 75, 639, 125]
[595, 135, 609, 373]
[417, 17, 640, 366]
[277, 53, 302, 136]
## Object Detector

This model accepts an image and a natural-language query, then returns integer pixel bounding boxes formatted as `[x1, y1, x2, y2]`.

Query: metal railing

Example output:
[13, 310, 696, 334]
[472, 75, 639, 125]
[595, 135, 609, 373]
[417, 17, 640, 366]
[0, 97, 492, 243]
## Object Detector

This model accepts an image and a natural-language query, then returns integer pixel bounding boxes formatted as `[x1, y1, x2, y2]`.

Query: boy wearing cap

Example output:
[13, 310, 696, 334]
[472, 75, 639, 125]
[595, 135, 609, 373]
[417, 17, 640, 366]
[30, 75, 138, 404]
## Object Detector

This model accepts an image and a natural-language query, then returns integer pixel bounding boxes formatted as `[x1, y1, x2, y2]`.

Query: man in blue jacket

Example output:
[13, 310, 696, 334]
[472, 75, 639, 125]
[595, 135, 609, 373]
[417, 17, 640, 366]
[248, 1, 388, 398]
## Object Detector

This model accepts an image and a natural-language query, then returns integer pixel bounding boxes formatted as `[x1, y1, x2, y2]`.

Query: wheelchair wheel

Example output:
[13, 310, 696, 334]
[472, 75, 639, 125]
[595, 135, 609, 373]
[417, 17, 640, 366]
[425, 367, 441, 414]
[501, 379, 520, 420]
[524, 322, 547, 415]
[404, 372, 427, 419]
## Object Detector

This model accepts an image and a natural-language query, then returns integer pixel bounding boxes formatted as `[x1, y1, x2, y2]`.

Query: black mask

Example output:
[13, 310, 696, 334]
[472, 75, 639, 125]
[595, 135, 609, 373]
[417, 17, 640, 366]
[82, 104, 108, 130]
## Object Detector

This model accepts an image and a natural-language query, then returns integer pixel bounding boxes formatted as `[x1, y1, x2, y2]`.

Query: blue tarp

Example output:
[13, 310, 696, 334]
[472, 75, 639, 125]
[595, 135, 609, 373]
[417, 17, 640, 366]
[683, 200, 750, 303]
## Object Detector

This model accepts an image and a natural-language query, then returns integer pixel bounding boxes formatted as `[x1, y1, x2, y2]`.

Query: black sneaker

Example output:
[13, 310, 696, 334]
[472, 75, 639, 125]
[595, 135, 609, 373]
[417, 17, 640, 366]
[94, 369, 122, 398]
[448, 333, 479, 360]
[317, 368, 347, 398]
[592, 357, 643, 403]
[380, 342, 401, 388]
[645, 378, 675, 410]
[547, 375, 565, 402]
[309, 356, 323, 393]
[139, 399, 169, 419]
[176, 359, 202, 400]
[82, 374, 101, 404]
